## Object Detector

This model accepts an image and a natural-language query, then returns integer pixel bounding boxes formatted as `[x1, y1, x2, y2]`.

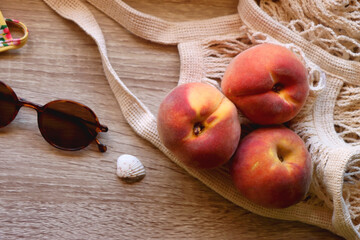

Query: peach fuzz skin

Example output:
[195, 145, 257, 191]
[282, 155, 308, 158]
[230, 126, 312, 209]
[157, 82, 241, 169]
[221, 43, 309, 125]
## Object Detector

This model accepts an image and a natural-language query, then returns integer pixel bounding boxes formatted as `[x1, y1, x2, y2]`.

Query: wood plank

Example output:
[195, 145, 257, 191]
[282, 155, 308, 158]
[0, 1, 343, 239]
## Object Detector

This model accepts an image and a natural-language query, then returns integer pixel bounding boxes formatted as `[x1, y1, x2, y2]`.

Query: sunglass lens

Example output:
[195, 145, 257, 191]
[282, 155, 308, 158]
[38, 101, 99, 150]
[0, 82, 19, 127]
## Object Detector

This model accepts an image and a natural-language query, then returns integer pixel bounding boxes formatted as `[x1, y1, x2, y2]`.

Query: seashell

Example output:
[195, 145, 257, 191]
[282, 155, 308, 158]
[116, 154, 146, 183]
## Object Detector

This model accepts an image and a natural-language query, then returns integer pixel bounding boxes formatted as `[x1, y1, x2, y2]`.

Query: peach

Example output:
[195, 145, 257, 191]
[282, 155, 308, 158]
[230, 126, 312, 209]
[221, 43, 309, 125]
[157, 82, 241, 169]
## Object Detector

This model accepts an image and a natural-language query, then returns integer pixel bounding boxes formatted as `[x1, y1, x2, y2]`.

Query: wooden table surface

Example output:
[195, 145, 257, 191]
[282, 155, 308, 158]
[0, 1, 344, 239]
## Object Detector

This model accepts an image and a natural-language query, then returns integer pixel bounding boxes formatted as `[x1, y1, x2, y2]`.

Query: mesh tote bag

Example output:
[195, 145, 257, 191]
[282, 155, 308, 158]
[42, 0, 360, 239]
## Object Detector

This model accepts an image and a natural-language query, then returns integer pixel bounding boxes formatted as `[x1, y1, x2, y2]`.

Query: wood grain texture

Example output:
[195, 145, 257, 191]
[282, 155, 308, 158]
[0, 1, 343, 239]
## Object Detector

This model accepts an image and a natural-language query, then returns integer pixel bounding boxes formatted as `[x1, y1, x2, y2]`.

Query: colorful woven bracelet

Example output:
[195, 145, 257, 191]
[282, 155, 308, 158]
[0, 10, 28, 52]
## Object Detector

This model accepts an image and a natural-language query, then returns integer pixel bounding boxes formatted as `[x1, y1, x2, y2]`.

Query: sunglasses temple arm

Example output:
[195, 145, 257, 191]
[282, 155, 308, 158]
[45, 108, 108, 132]
[95, 138, 107, 152]
[94, 124, 108, 152]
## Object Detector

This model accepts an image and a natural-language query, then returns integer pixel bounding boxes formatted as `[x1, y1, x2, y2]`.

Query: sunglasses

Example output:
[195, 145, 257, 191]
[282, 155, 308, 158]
[0, 81, 108, 152]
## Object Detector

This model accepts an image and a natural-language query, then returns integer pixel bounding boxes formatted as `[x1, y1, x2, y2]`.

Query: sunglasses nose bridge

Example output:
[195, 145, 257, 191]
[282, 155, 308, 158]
[19, 98, 43, 112]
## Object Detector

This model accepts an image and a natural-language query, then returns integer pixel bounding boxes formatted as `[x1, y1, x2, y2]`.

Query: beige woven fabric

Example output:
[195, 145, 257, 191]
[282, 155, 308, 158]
[43, 0, 360, 239]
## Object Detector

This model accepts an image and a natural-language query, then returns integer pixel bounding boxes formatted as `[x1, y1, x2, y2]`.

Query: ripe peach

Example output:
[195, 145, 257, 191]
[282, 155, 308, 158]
[221, 43, 309, 125]
[157, 82, 241, 169]
[230, 126, 312, 209]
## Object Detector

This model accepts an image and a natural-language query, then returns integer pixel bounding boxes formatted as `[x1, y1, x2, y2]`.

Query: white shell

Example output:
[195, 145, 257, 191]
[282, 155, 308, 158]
[116, 154, 146, 183]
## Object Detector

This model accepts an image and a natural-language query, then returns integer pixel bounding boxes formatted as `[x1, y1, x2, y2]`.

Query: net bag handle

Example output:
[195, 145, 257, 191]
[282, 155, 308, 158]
[87, 0, 242, 45]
